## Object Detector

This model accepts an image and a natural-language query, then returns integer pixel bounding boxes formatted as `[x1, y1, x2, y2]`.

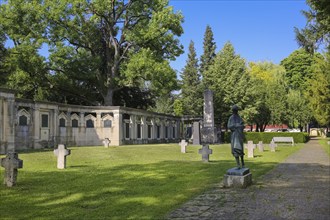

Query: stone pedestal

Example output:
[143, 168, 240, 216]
[223, 167, 252, 188]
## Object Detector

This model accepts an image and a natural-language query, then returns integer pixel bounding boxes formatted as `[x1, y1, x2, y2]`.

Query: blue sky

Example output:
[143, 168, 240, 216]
[169, 0, 309, 73]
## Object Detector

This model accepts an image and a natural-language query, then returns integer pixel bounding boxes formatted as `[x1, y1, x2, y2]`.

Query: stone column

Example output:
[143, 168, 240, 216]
[131, 115, 136, 140]
[96, 112, 102, 128]
[53, 108, 59, 147]
[0, 94, 16, 153]
[142, 116, 147, 140]
[112, 110, 122, 146]
[33, 107, 40, 148]
[79, 112, 85, 127]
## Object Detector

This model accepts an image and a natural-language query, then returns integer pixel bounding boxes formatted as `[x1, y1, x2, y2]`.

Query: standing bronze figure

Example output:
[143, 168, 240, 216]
[227, 105, 245, 169]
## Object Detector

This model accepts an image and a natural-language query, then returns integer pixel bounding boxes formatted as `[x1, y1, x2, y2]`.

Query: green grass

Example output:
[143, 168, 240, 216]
[0, 143, 303, 219]
[319, 138, 330, 156]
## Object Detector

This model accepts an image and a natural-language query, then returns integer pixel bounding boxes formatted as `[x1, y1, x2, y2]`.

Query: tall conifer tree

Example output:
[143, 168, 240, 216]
[200, 25, 216, 81]
[180, 41, 203, 116]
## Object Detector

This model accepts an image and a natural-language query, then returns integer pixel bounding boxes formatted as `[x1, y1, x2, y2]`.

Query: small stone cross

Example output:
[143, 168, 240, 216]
[103, 138, 111, 148]
[257, 141, 264, 152]
[198, 144, 213, 162]
[179, 139, 188, 153]
[247, 141, 255, 158]
[269, 140, 277, 152]
[0, 152, 23, 187]
[54, 144, 71, 169]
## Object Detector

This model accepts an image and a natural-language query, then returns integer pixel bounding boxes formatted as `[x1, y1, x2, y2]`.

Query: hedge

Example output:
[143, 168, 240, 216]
[221, 132, 309, 144]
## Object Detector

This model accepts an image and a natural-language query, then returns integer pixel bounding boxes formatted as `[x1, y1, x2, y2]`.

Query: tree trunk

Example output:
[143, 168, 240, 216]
[104, 88, 114, 106]
[256, 123, 259, 132]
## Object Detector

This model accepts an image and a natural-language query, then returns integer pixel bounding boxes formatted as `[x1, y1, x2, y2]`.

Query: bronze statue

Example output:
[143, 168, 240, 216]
[227, 105, 245, 169]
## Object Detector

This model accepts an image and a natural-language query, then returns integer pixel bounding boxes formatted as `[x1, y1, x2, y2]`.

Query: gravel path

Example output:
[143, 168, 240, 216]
[166, 138, 330, 220]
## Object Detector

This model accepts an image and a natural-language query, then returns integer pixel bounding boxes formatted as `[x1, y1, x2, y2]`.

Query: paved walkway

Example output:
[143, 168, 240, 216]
[166, 138, 330, 220]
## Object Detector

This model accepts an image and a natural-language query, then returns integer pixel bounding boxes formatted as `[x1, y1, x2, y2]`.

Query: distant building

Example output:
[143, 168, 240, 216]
[0, 88, 181, 154]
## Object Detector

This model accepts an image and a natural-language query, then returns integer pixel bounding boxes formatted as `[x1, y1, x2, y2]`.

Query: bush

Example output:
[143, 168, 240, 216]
[221, 132, 309, 144]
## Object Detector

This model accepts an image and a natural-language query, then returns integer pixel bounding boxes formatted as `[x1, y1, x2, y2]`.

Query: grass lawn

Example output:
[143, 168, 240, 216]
[319, 138, 330, 156]
[0, 143, 303, 220]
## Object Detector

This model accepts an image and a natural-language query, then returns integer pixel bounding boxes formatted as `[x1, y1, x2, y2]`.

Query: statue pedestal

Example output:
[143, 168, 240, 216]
[223, 167, 252, 188]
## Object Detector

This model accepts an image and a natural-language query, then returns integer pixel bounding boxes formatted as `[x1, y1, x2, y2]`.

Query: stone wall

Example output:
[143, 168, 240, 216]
[0, 89, 181, 154]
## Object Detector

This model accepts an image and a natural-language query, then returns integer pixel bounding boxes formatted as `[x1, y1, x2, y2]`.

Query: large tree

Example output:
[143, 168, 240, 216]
[204, 42, 248, 129]
[304, 53, 330, 130]
[245, 62, 287, 131]
[280, 49, 322, 91]
[0, 0, 183, 106]
[180, 40, 203, 116]
[200, 25, 216, 80]
[295, 0, 330, 53]
[0, 29, 9, 86]
[286, 89, 311, 131]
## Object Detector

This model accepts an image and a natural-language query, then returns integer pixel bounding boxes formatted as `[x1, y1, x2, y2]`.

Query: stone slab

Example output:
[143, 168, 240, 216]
[226, 167, 250, 176]
[192, 122, 200, 145]
[223, 172, 252, 188]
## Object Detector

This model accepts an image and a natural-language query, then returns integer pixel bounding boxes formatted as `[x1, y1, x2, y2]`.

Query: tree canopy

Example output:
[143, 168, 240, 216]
[200, 25, 216, 80]
[180, 40, 203, 116]
[295, 0, 330, 53]
[0, 0, 183, 107]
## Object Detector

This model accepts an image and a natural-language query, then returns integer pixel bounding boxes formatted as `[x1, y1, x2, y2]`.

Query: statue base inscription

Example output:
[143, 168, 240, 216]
[223, 167, 252, 188]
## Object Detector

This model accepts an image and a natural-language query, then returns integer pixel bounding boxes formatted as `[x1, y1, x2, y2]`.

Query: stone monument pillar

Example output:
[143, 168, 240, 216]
[198, 89, 218, 162]
[201, 89, 217, 144]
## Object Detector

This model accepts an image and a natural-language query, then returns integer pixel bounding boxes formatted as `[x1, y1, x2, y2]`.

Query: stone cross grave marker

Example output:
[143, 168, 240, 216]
[198, 145, 213, 162]
[0, 152, 23, 187]
[269, 140, 277, 152]
[247, 141, 255, 158]
[179, 139, 188, 153]
[103, 138, 111, 148]
[54, 144, 71, 169]
[257, 141, 264, 152]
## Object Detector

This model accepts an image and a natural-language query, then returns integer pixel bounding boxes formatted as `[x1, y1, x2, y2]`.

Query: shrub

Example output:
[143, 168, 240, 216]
[221, 132, 309, 144]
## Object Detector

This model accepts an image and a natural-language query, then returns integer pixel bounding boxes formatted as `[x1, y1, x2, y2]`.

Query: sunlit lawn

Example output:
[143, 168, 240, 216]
[0, 143, 303, 219]
[319, 138, 330, 156]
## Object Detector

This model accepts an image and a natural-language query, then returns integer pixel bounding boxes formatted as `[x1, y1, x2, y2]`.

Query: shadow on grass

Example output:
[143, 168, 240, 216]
[0, 144, 303, 220]
[0, 160, 280, 219]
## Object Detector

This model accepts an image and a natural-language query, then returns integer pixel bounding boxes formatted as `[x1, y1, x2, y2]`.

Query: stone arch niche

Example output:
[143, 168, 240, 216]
[84, 114, 98, 145]
[101, 113, 114, 145]
[102, 113, 113, 128]
[17, 109, 31, 126]
[58, 112, 68, 127]
[85, 114, 96, 128]
[16, 108, 32, 148]
[71, 113, 79, 128]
